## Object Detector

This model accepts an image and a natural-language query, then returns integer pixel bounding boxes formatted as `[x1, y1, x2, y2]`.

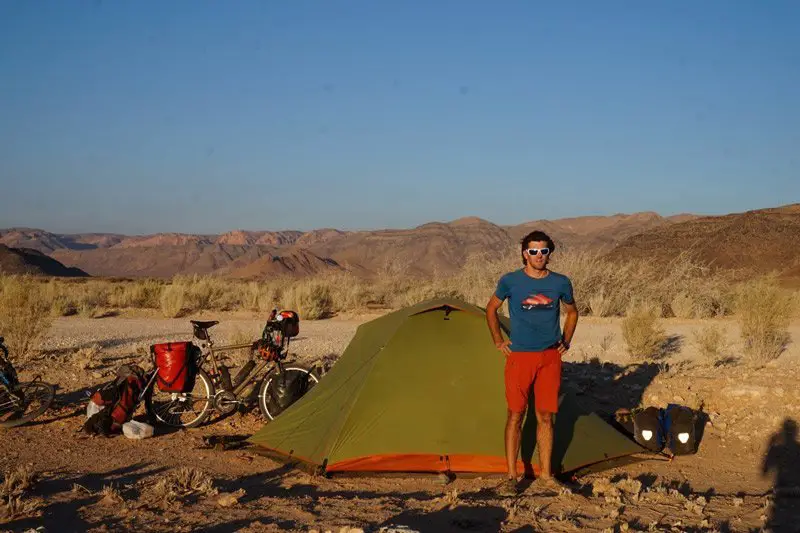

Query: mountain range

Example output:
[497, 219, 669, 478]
[1, 204, 798, 283]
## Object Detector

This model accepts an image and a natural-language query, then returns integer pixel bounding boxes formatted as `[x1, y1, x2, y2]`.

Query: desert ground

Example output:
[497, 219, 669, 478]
[2, 311, 800, 532]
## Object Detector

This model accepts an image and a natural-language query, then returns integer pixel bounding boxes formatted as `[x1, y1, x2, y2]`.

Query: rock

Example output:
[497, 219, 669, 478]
[733, 497, 744, 507]
[217, 488, 245, 507]
[722, 385, 767, 399]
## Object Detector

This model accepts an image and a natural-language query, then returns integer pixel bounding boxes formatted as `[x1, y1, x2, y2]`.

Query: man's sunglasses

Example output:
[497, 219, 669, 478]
[526, 248, 550, 256]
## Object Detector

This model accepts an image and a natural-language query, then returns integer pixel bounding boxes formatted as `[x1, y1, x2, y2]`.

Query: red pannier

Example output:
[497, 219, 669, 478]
[151, 341, 196, 393]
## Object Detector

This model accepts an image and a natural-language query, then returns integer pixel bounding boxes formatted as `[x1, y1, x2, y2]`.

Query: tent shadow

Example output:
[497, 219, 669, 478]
[381, 504, 507, 533]
[518, 359, 661, 478]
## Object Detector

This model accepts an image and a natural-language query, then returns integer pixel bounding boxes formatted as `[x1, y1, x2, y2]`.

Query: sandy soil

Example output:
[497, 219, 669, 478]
[2, 312, 800, 532]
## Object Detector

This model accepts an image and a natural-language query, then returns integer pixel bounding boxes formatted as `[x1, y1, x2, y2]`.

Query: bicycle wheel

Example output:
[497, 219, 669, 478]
[0, 381, 55, 429]
[258, 365, 319, 421]
[144, 368, 214, 428]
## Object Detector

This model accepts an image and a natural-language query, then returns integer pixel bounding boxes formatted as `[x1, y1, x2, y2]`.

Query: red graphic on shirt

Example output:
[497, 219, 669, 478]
[521, 293, 554, 310]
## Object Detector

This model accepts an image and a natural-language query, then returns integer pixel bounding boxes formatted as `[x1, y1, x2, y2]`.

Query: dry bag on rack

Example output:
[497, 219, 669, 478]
[152, 341, 197, 393]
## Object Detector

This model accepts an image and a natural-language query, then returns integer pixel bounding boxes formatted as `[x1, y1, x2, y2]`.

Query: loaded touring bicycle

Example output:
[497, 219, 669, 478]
[140, 309, 320, 428]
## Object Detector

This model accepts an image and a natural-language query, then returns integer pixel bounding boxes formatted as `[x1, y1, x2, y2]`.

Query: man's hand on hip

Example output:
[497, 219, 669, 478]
[496, 340, 512, 356]
[556, 340, 570, 356]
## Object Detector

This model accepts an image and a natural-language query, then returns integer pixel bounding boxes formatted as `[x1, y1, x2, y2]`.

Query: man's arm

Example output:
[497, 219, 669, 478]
[559, 301, 579, 353]
[486, 294, 511, 356]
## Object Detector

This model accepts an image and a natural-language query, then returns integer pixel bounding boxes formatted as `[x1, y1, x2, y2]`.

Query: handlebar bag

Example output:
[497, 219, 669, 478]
[277, 310, 300, 338]
[152, 341, 197, 393]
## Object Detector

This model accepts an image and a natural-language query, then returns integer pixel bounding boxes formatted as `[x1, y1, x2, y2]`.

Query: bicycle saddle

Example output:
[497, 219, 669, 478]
[190, 320, 219, 329]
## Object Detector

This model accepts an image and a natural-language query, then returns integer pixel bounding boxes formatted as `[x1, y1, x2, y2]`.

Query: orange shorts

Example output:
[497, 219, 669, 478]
[504, 349, 561, 414]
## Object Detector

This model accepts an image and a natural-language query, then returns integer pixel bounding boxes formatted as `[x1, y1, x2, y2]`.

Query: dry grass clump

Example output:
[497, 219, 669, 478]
[75, 281, 113, 317]
[284, 279, 334, 320]
[160, 280, 187, 318]
[149, 467, 218, 504]
[0, 276, 53, 364]
[98, 484, 124, 506]
[73, 343, 103, 370]
[549, 250, 732, 318]
[621, 301, 666, 360]
[1, 466, 43, 520]
[113, 279, 163, 309]
[735, 276, 794, 364]
[692, 324, 726, 363]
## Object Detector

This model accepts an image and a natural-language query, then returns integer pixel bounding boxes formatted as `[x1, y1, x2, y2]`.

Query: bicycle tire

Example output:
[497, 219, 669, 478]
[144, 368, 214, 429]
[0, 381, 55, 429]
[258, 365, 319, 421]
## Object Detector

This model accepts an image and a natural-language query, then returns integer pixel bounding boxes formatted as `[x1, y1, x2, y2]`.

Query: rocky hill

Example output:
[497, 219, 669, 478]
[0, 244, 88, 277]
[607, 204, 800, 282]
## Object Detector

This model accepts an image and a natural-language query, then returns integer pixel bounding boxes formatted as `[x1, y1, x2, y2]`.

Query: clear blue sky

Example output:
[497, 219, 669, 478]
[1, 1, 798, 235]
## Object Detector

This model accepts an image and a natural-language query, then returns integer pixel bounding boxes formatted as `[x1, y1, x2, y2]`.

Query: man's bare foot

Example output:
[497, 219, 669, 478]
[495, 477, 521, 497]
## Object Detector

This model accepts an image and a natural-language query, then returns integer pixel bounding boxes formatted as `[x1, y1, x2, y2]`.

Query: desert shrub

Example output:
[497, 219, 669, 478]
[621, 301, 666, 360]
[670, 292, 696, 319]
[1, 466, 43, 520]
[182, 275, 229, 311]
[149, 467, 217, 504]
[160, 281, 186, 318]
[114, 279, 163, 309]
[286, 280, 333, 319]
[692, 324, 726, 363]
[735, 276, 794, 364]
[325, 272, 374, 311]
[0, 276, 53, 363]
[588, 288, 613, 317]
[76, 281, 111, 317]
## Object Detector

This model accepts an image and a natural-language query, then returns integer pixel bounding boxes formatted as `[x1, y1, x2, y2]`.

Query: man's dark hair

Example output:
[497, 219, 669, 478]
[520, 230, 555, 265]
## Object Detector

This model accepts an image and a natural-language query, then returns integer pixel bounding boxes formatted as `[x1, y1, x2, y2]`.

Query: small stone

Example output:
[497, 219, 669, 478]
[733, 497, 744, 507]
[217, 488, 245, 507]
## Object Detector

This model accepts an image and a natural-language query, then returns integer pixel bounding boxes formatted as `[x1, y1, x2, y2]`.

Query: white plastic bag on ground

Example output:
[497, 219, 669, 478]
[122, 420, 154, 439]
[86, 401, 104, 419]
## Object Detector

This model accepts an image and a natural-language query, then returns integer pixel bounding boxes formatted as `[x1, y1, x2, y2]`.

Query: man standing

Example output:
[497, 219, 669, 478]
[486, 230, 579, 495]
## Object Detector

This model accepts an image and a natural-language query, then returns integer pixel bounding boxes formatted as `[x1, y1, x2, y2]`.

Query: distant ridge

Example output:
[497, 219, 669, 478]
[3, 206, 796, 281]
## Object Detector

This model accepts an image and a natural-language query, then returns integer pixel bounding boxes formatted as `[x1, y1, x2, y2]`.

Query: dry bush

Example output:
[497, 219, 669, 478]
[99, 484, 124, 505]
[76, 281, 112, 317]
[671, 292, 696, 319]
[285, 280, 333, 319]
[41, 281, 76, 316]
[735, 277, 794, 364]
[114, 279, 163, 309]
[160, 280, 186, 318]
[549, 250, 733, 318]
[73, 343, 103, 370]
[692, 324, 726, 363]
[325, 272, 375, 312]
[0, 276, 53, 363]
[621, 301, 666, 360]
[1, 466, 43, 520]
[150, 467, 217, 504]
[182, 275, 228, 311]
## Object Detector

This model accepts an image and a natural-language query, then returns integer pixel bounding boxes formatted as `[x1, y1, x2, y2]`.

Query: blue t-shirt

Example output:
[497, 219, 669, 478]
[494, 269, 575, 352]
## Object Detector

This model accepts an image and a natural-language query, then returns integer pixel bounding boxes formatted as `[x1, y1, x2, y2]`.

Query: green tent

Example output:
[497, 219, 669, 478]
[249, 298, 644, 476]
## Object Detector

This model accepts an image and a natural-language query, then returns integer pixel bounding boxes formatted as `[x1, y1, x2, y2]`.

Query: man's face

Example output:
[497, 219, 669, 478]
[524, 240, 551, 270]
